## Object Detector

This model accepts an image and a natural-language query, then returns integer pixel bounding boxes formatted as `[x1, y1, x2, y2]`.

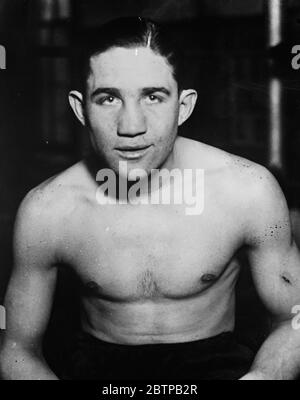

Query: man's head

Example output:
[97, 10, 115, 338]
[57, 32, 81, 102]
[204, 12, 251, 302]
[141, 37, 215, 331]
[69, 17, 197, 177]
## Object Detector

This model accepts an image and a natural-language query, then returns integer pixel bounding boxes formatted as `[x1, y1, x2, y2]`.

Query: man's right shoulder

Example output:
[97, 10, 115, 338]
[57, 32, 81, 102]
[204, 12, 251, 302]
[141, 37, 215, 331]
[17, 161, 88, 229]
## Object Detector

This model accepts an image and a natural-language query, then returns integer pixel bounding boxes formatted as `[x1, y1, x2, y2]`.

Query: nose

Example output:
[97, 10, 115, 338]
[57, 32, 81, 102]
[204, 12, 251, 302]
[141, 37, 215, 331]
[117, 102, 146, 137]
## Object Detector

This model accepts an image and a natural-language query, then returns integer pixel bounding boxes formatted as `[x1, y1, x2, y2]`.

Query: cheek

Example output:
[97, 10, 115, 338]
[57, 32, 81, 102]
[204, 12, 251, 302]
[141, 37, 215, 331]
[146, 103, 179, 132]
[87, 105, 118, 135]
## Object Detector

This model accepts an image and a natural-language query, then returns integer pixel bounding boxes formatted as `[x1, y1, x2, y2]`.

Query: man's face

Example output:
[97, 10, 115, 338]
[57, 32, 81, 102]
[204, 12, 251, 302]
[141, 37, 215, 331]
[84, 46, 181, 177]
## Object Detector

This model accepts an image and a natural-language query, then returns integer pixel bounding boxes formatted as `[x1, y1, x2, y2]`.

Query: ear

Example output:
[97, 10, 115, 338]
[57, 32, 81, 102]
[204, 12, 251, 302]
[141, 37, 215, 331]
[68, 90, 86, 126]
[178, 89, 197, 126]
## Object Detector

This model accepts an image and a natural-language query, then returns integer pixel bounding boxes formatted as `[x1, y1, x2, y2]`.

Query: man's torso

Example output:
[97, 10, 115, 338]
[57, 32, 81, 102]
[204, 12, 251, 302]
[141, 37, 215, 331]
[33, 137, 255, 344]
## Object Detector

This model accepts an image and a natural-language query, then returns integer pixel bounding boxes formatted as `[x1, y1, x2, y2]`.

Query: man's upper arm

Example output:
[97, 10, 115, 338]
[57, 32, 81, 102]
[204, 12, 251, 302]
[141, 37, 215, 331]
[4, 189, 58, 351]
[245, 167, 300, 321]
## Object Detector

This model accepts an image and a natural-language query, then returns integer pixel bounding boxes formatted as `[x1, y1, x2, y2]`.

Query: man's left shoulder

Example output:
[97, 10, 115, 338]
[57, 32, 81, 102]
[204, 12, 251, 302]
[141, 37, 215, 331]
[227, 155, 285, 208]
[224, 155, 291, 243]
[177, 137, 287, 210]
[176, 136, 232, 171]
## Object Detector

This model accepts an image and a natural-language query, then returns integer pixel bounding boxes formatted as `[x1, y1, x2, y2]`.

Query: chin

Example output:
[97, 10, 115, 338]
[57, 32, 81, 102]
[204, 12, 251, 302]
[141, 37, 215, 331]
[118, 160, 152, 180]
[99, 151, 169, 179]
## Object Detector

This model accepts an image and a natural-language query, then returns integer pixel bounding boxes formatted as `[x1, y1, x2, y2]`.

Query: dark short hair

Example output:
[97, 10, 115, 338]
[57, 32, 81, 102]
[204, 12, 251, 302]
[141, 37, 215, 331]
[76, 16, 184, 97]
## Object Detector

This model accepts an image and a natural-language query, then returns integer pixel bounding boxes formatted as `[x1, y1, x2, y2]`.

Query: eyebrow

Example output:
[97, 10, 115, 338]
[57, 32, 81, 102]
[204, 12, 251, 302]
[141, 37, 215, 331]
[141, 87, 171, 96]
[90, 86, 171, 99]
[91, 87, 121, 99]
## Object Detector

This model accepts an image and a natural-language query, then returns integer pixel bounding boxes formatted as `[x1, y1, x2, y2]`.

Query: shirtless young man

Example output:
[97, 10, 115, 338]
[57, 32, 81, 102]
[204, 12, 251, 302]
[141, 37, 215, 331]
[1, 17, 300, 380]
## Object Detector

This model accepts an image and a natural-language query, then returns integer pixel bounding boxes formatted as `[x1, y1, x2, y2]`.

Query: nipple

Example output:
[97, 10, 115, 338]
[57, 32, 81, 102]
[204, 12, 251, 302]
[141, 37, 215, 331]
[201, 273, 217, 283]
[83, 281, 102, 297]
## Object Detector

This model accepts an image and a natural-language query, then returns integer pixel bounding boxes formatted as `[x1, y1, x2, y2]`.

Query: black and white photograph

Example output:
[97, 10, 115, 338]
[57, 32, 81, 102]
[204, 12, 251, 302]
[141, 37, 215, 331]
[1, 0, 300, 384]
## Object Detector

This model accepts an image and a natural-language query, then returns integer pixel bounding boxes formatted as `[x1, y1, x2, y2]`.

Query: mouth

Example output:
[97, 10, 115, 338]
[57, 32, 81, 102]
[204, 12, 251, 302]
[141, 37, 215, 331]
[114, 144, 152, 160]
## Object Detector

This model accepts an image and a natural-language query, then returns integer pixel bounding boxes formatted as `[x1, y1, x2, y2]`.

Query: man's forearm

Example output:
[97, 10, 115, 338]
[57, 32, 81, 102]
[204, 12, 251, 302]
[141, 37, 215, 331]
[241, 319, 300, 380]
[0, 346, 58, 380]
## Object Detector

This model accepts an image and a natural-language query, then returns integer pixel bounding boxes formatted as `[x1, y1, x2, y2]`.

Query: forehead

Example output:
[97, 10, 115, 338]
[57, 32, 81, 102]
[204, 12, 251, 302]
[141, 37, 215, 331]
[88, 46, 176, 92]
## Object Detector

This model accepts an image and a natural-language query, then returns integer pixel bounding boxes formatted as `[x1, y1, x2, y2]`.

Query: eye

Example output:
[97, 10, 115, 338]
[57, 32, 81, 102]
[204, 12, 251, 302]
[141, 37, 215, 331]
[149, 94, 158, 101]
[97, 96, 120, 105]
[145, 94, 162, 104]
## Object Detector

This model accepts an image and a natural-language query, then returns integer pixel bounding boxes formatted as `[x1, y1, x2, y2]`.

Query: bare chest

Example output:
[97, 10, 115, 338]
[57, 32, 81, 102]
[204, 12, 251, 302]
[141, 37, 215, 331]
[62, 203, 240, 301]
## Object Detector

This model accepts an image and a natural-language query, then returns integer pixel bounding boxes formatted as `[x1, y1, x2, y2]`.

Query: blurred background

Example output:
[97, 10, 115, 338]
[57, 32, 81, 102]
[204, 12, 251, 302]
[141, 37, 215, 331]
[1, 0, 300, 376]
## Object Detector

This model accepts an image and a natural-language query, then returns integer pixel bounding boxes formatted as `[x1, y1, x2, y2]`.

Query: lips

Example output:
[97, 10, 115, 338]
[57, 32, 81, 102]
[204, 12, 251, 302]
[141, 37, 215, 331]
[115, 145, 151, 151]
[114, 144, 152, 160]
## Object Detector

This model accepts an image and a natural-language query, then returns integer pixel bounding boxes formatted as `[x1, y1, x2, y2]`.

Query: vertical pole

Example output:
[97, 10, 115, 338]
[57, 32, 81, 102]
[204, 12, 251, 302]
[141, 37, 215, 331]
[0, 305, 6, 330]
[0, 44, 6, 70]
[266, 0, 284, 170]
[268, 78, 282, 169]
[267, 0, 283, 47]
